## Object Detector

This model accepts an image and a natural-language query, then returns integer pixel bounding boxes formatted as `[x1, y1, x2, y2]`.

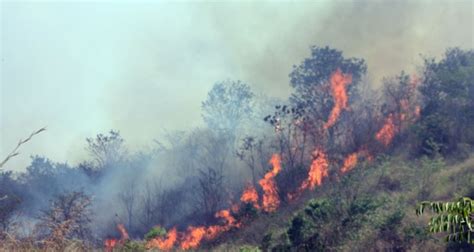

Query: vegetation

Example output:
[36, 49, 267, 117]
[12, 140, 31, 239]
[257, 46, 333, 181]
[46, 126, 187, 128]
[417, 197, 473, 244]
[1, 46, 473, 251]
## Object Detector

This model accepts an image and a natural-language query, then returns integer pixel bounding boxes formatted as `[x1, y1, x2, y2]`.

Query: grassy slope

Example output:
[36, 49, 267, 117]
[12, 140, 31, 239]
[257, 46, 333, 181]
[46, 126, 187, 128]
[209, 154, 474, 251]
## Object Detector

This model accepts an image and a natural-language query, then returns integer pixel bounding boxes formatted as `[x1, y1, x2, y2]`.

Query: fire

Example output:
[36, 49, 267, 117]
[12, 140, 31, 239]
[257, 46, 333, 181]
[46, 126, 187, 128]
[258, 154, 282, 212]
[178, 209, 240, 250]
[117, 224, 129, 241]
[300, 148, 329, 190]
[180, 226, 207, 250]
[215, 209, 239, 229]
[288, 148, 329, 201]
[104, 224, 129, 251]
[340, 152, 358, 173]
[415, 105, 421, 118]
[104, 239, 117, 252]
[376, 114, 397, 146]
[240, 184, 260, 209]
[146, 227, 178, 251]
[324, 69, 353, 129]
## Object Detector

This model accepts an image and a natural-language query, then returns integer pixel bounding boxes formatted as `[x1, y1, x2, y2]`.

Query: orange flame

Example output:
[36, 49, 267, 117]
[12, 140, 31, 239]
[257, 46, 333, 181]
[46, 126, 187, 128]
[340, 152, 358, 173]
[104, 239, 117, 252]
[414, 105, 421, 118]
[104, 224, 129, 251]
[258, 154, 281, 212]
[324, 69, 353, 129]
[215, 209, 240, 229]
[117, 224, 129, 241]
[376, 114, 397, 146]
[300, 149, 329, 190]
[240, 184, 260, 209]
[180, 226, 207, 250]
[288, 149, 329, 201]
[146, 227, 178, 251]
[179, 209, 240, 250]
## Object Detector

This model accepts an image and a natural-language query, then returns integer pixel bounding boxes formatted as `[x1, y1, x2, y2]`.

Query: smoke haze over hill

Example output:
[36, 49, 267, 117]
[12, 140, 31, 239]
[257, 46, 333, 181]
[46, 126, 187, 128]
[1, 0, 472, 171]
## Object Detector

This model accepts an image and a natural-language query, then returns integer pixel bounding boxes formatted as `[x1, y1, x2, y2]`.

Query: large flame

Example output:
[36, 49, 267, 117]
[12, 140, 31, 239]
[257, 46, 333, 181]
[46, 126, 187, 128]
[180, 226, 207, 250]
[340, 152, 358, 173]
[324, 69, 353, 129]
[104, 239, 117, 252]
[179, 209, 240, 250]
[240, 184, 260, 209]
[288, 148, 329, 201]
[146, 227, 178, 251]
[104, 224, 129, 252]
[258, 154, 282, 212]
[376, 114, 397, 146]
[300, 149, 329, 190]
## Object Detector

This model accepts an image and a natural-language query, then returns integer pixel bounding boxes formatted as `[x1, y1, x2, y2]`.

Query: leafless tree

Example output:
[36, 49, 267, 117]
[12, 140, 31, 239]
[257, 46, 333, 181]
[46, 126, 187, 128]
[118, 180, 138, 233]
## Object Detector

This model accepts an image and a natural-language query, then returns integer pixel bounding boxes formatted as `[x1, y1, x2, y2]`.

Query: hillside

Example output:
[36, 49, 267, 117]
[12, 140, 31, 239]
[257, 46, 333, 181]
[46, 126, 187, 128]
[209, 155, 474, 251]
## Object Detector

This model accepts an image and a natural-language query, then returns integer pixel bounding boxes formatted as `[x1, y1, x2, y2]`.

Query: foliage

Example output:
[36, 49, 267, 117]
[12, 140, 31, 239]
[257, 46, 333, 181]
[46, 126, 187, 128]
[86, 130, 126, 169]
[289, 46, 366, 136]
[38, 191, 92, 241]
[144, 226, 167, 240]
[415, 48, 474, 156]
[123, 240, 146, 251]
[0, 171, 22, 231]
[416, 197, 474, 244]
[239, 245, 261, 252]
[202, 80, 254, 134]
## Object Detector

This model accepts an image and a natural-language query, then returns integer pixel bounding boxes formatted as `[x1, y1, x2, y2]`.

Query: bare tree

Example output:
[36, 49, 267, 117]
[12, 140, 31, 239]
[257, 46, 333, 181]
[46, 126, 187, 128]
[118, 180, 138, 234]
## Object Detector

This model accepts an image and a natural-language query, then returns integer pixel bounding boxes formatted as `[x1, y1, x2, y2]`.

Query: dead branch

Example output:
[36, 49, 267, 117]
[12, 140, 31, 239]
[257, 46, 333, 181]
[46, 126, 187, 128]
[0, 127, 46, 169]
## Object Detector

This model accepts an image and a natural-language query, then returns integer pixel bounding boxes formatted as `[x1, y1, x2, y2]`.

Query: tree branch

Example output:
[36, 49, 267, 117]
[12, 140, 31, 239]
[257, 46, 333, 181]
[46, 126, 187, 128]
[0, 127, 46, 169]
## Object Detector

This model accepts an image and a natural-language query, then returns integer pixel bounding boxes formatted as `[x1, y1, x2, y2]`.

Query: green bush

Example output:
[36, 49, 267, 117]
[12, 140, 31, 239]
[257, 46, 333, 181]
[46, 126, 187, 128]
[144, 226, 167, 240]
[239, 245, 261, 252]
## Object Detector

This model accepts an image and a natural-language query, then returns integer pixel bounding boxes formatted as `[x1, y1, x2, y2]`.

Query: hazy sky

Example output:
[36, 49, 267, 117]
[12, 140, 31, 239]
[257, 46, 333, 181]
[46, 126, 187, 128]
[1, 0, 473, 171]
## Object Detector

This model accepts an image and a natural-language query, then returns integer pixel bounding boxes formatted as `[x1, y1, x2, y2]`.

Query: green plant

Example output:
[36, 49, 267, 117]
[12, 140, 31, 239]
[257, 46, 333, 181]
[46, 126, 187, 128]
[144, 226, 167, 240]
[261, 232, 272, 251]
[123, 240, 146, 251]
[416, 197, 473, 243]
[239, 245, 261, 252]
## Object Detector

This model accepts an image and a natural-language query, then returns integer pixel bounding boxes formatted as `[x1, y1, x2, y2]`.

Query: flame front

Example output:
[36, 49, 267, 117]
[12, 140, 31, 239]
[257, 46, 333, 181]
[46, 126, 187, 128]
[114, 69, 424, 251]
[180, 226, 207, 250]
[376, 114, 397, 146]
[104, 239, 117, 252]
[146, 227, 178, 251]
[104, 224, 129, 251]
[340, 152, 358, 173]
[300, 149, 329, 190]
[324, 69, 353, 129]
[240, 184, 260, 209]
[258, 154, 282, 212]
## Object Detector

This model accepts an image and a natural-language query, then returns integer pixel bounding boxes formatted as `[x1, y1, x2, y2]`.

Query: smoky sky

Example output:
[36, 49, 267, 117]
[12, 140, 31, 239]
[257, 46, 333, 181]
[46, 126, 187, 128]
[1, 0, 472, 171]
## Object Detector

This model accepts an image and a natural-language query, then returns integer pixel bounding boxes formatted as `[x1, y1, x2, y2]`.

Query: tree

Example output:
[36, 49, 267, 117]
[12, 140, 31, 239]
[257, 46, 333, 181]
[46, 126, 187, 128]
[415, 48, 474, 156]
[192, 130, 228, 221]
[0, 171, 22, 232]
[85, 130, 126, 170]
[202, 80, 254, 139]
[37, 191, 92, 245]
[118, 180, 138, 235]
[416, 197, 473, 244]
[289, 46, 366, 130]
